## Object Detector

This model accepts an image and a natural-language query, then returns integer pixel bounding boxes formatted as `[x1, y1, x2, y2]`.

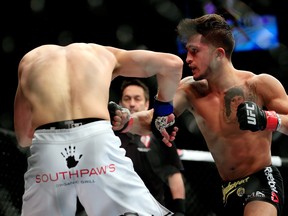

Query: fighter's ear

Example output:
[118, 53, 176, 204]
[215, 47, 225, 59]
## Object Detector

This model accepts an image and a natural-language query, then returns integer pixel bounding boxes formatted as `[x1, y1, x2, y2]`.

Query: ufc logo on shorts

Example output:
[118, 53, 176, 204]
[246, 103, 256, 125]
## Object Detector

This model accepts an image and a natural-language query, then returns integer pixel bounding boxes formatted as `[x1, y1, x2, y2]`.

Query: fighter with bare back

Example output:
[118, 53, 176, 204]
[14, 43, 182, 216]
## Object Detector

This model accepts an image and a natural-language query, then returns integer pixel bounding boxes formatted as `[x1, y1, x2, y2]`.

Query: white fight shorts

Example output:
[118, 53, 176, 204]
[21, 120, 173, 216]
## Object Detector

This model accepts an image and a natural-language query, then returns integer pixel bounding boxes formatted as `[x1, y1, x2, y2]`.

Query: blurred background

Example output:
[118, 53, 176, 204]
[0, 0, 288, 215]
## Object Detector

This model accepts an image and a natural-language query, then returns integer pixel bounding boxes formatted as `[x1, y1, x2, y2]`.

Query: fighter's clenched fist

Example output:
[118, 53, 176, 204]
[237, 101, 281, 132]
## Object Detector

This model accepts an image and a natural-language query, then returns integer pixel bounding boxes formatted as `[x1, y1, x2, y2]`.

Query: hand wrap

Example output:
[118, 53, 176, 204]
[108, 101, 133, 133]
[237, 101, 281, 132]
[151, 97, 175, 139]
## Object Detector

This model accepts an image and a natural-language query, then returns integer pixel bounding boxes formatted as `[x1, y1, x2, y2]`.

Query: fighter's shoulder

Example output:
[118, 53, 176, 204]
[237, 70, 284, 95]
[254, 73, 279, 82]
[179, 76, 195, 85]
[239, 70, 279, 84]
[179, 76, 207, 89]
[19, 45, 59, 67]
[23, 44, 57, 56]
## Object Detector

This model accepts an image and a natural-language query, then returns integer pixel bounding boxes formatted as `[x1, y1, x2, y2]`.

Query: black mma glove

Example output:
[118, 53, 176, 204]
[237, 101, 281, 132]
[108, 101, 133, 133]
[151, 97, 176, 140]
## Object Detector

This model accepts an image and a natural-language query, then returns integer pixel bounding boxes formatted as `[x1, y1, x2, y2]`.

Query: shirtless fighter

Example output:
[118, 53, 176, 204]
[118, 14, 287, 216]
[173, 14, 286, 216]
[14, 43, 182, 216]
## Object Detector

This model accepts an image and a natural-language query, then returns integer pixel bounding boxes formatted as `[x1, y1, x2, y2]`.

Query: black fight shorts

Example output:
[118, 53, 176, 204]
[221, 165, 284, 216]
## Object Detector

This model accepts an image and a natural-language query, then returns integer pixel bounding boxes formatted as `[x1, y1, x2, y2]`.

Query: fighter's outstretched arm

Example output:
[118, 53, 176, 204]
[109, 101, 178, 147]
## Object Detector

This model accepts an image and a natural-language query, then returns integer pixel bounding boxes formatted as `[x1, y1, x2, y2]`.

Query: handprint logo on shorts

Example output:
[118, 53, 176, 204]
[61, 145, 83, 169]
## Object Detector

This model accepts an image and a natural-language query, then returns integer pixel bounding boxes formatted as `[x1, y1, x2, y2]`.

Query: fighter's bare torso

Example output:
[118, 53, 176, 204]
[176, 72, 273, 181]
